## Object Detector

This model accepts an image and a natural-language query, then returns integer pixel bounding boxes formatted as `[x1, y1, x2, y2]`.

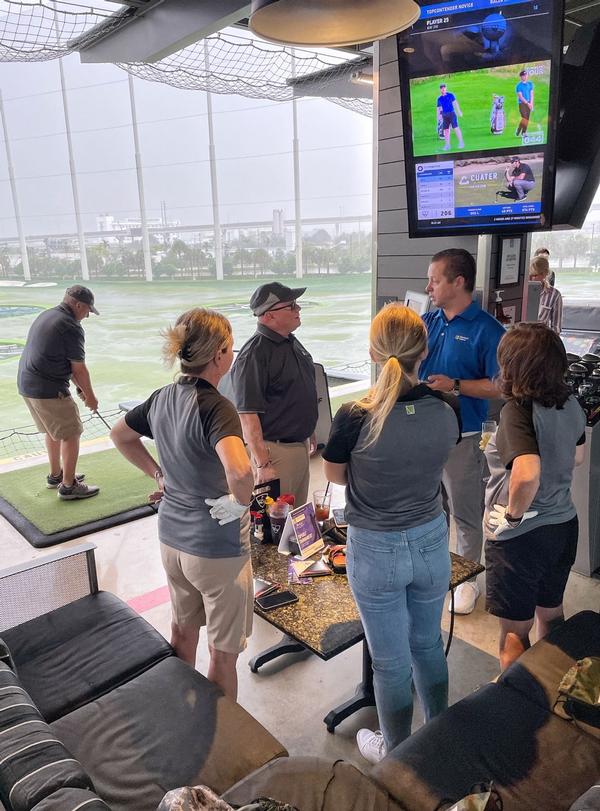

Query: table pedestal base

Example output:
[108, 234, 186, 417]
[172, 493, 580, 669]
[249, 633, 306, 673]
[323, 640, 375, 733]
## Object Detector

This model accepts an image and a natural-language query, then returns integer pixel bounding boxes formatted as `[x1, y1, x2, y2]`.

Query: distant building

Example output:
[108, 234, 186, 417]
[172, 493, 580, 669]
[95, 213, 181, 241]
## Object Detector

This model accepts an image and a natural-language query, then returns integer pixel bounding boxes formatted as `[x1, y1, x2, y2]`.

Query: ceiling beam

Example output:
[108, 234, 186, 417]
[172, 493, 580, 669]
[78, 0, 250, 64]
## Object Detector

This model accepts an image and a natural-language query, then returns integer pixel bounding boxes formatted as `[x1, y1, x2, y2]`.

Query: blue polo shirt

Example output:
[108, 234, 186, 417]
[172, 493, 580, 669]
[421, 301, 505, 432]
[437, 92, 456, 114]
[516, 80, 533, 103]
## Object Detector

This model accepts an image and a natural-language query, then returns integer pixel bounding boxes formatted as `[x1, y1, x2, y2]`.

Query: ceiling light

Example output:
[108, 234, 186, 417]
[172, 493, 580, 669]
[249, 0, 421, 48]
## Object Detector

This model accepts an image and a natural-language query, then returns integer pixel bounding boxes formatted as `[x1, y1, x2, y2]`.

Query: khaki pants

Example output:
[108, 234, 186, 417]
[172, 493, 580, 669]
[264, 439, 310, 507]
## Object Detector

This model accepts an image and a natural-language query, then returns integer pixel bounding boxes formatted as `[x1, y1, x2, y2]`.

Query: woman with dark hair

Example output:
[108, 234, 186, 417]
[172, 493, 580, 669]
[111, 308, 253, 699]
[483, 322, 586, 670]
[322, 303, 461, 763]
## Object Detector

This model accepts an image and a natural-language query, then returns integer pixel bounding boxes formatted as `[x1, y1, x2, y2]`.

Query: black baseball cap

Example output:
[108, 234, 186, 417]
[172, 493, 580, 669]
[250, 282, 306, 316]
[66, 285, 99, 315]
[509, 156, 520, 163]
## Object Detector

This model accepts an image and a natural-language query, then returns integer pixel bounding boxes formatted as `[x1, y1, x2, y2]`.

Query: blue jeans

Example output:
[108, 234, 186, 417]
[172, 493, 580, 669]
[347, 513, 450, 753]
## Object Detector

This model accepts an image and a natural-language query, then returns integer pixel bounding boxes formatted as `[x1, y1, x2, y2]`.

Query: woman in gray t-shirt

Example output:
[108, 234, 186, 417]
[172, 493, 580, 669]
[323, 303, 461, 764]
[111, 308, 254, 700]
[484, 322, 586, 671]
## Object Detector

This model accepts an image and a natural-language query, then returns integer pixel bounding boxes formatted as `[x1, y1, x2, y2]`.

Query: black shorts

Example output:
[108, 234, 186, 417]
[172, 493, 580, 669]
[442, 112, 458, 129]
[485, 516, 578, 621]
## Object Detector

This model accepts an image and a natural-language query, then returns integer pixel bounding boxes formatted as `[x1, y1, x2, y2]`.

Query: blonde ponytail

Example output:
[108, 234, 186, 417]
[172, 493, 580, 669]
[355, 303, 427, 447]
[161, 308, 232, 377]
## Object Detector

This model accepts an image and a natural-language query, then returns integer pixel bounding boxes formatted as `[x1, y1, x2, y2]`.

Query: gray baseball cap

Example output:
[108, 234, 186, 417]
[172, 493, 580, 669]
[250, 282, 306, 316]
[66, 285, 99, 315]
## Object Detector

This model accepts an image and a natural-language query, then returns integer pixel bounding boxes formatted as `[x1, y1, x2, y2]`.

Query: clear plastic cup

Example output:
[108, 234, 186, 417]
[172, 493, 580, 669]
[480, 420, 497, 450]
[313, 489, 331, 522]
[268, 499, 289, 545]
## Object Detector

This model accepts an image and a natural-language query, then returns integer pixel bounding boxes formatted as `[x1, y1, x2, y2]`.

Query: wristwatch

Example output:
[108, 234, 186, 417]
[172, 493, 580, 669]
[452, 378, 461, 395]
[504, 512, 523, 528]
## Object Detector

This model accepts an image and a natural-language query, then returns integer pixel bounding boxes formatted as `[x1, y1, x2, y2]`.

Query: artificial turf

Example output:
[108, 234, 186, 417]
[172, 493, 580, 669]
[0, 447, 155, 534]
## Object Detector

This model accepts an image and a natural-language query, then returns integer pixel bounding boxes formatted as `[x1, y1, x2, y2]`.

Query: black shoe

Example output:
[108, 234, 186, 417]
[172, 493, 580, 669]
[47, 470, 85, 489]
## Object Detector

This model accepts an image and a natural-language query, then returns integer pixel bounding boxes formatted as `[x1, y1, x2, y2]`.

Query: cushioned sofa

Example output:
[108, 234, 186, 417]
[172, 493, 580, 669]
[0, 542, 286, 811]
[1, 541, 599, 811]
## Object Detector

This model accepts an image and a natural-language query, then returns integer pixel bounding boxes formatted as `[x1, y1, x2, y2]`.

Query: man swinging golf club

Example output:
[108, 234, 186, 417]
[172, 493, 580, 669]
[17, 285, 101, 500]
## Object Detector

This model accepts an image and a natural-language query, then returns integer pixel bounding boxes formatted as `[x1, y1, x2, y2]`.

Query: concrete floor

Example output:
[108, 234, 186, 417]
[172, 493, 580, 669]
[1, 452, 599, 768]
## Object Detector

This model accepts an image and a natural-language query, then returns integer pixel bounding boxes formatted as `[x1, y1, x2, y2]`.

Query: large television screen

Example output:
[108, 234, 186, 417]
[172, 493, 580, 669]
[397, 0, 564, 238]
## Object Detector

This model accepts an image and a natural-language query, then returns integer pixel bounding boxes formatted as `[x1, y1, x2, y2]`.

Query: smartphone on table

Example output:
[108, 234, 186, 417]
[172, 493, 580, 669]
[255, 590, 299, 611]
[332, 508, 348, 529]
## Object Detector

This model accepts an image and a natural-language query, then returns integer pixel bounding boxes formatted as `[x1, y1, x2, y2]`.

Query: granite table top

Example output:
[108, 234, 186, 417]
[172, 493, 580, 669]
[250, 539, 484, 661]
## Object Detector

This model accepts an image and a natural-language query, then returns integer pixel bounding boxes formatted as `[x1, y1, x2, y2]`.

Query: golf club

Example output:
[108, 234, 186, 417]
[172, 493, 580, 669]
[94, 410, 113, 432]
[77, 386, 112, 432]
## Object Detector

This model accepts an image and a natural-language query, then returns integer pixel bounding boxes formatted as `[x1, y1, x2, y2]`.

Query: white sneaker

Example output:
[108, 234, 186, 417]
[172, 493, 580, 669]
[356, 729, 387, 764]
[449, 581, 480, 615]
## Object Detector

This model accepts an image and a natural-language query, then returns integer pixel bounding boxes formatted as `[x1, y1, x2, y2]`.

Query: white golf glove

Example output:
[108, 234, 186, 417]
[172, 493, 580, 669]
[205, 494, 248, 526]
[489, 503, 538, 536]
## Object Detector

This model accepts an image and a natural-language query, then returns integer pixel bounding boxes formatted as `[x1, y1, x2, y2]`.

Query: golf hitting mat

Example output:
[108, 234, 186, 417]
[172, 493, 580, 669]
[0, 448, 157, 548]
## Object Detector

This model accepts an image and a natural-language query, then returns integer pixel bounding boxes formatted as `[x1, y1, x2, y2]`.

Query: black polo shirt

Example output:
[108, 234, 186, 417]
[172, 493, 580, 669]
[323, 384, 461, 531]
[229, 323, 318, 443]
[17, 304, 85, 398]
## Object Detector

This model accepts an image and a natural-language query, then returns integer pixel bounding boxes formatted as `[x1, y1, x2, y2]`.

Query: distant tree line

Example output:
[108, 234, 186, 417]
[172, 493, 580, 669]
[0, 230, 372, 281]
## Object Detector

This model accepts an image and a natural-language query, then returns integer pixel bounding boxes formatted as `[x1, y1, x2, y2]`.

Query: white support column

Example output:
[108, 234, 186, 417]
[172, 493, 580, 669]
[0, 90, 30, 281]
[54, 11, 89, 281]
[128, 74, 153, 282]
[204, 42, 224, 281]
[291, 51, 303, 279]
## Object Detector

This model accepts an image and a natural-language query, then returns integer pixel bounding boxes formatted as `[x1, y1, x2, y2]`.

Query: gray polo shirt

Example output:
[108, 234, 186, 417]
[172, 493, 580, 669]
[484, 395, 586, 540]
[125, 378, 249, 559]
[229, 323, 318, 443]
[17, 304, 85, 398]
[323, 384, 461, 531]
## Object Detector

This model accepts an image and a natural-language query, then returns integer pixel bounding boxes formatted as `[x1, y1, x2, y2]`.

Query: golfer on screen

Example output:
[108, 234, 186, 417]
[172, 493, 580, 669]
[437, 83, 465, 151]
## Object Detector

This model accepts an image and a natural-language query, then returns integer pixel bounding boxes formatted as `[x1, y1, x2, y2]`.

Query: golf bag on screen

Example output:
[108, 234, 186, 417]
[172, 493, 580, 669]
[490, 94, 505, 134]
[437, 111, 445, 140]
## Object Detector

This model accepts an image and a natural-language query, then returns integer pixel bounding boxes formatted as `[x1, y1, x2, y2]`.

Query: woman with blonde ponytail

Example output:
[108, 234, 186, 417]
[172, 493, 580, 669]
[322, 303, 462, 763]
[110, 308, 254, 700]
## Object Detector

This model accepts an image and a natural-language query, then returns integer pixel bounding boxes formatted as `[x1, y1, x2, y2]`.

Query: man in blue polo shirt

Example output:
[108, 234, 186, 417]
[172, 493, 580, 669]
[515, 69, 534, 137]
[437, 84, 465, 151]
[422, 248, 505, 614]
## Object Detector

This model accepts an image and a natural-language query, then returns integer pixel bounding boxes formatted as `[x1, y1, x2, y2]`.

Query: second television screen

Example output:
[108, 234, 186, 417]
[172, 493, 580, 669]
[398, 0, 563, 237]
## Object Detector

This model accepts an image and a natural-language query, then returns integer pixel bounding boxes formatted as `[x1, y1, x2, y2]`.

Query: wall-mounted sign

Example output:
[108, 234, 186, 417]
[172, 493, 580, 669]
[499, 237, 521, 286]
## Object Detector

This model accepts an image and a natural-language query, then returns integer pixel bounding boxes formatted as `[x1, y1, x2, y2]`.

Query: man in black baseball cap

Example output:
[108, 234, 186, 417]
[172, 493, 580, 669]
[66, 284, 100, 315]
[249, 282, 306, 316]
[506, 155, 535, 200]
[17, 285, 101, 500]
[228, 281, 318, 506]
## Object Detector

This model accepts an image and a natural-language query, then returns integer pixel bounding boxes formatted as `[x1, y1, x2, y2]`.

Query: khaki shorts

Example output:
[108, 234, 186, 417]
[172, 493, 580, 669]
[22, 395, 83, 441]
[160, 544, 254, 654]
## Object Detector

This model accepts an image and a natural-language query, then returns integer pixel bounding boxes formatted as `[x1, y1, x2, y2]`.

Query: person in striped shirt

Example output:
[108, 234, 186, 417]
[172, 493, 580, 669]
[529, 255, 563, 333]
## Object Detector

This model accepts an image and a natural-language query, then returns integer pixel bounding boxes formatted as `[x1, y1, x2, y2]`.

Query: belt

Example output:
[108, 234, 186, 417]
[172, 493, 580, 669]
[266, 439, 307, 444]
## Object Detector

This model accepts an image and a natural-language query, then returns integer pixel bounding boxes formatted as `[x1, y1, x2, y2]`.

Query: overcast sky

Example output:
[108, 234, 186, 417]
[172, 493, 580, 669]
[0, 46, 373, 238]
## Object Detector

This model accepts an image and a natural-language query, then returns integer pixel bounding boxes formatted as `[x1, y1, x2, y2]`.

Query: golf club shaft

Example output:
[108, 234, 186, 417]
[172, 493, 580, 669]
[76, 385, 112, 432]
[94, 410, 112, 432]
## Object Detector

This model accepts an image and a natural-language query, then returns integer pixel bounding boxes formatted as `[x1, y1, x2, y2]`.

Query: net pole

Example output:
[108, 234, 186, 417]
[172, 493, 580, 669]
[127, 74, 153, 282]
[291, 51, 303, 279]
[204, 42, 224, 282]
[53, 4, 89, 282]
[0, 90, 31, 282]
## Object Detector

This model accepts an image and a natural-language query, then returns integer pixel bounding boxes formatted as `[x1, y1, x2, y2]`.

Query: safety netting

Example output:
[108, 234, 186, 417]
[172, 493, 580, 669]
[0, 0, 123, 62]
[0, 408, 120, 463]
[0, 1, 373, 116]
